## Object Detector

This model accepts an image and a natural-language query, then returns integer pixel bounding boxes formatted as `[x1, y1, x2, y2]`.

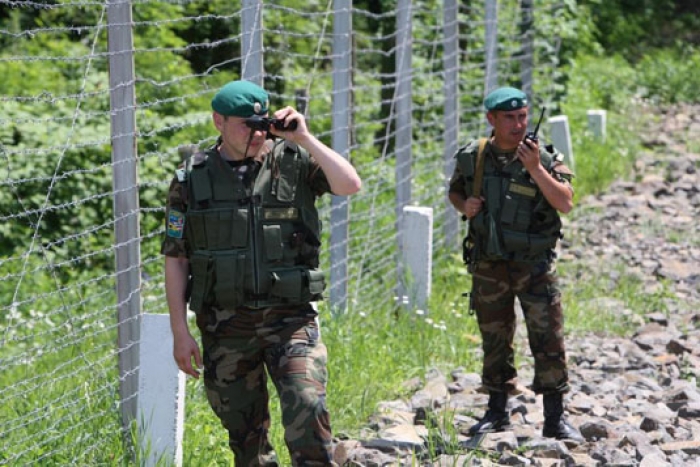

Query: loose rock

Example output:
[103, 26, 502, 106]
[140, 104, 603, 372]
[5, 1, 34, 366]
[334, 104, 700, 466]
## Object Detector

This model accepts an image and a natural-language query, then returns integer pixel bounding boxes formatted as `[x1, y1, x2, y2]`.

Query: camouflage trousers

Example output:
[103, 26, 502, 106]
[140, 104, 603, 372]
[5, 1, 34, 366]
[471, 259, 570, 395]
[199, 304, 334, 467]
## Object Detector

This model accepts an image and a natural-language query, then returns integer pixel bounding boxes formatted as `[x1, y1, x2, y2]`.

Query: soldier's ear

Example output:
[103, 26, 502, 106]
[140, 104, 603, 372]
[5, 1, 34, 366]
[212, 112, 225, 132]
[485, 111, 497, 127]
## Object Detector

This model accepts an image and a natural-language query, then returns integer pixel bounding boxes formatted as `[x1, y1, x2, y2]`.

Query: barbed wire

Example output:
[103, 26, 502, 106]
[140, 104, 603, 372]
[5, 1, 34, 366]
[0, 0, 565, 463]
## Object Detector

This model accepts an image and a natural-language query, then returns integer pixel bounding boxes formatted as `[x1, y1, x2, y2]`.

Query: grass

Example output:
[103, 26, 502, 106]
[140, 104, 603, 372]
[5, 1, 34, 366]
[0, 171, 687, 466]
[177, 254, 482, 466]
[175, 244, 678, 465]
[3, 240, 673, 466]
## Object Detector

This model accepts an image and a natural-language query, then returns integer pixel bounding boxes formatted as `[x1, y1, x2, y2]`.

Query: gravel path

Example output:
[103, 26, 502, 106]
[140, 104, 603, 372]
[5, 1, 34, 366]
[334, 104, 700, 466]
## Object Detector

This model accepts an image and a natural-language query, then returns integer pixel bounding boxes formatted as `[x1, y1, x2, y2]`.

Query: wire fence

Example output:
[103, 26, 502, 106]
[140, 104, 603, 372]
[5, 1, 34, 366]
[0, 0, 570, 463]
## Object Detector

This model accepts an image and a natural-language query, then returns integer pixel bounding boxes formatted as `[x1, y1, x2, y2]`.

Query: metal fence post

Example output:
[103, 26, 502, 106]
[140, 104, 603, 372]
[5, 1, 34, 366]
[396, 0, 413, 301]
[330, 0, 353, 313]
[520, 0, 534, 99]
[484, 0, 499, 95]
[443, 0, 460, 247]
[241, 0, 264, 84]
[106, 0, 142, 437]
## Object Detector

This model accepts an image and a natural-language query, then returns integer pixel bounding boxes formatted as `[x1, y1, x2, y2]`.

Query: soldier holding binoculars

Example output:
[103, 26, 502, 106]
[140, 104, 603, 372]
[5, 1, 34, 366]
[162, 80, 361, 466]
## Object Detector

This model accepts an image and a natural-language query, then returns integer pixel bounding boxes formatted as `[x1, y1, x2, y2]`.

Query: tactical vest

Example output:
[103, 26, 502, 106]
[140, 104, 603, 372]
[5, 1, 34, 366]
[456, 140, 563, 263]
[183, 142, 325, 311]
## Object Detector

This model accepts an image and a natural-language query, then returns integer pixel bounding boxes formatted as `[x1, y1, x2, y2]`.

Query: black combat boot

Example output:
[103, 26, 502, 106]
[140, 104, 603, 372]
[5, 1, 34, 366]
[542, 393, 584, 443]
[468, 391, 511, 435]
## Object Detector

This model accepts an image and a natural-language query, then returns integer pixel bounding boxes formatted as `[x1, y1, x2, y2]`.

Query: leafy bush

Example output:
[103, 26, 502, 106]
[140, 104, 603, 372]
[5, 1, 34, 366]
[636, 47, 700, 104]
[559, 46, 700, 197]
[558, 53, 645, 196]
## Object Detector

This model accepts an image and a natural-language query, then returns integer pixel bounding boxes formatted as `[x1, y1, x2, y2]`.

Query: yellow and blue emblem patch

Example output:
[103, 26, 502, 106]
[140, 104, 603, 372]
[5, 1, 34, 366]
[167, 209, 185, 238]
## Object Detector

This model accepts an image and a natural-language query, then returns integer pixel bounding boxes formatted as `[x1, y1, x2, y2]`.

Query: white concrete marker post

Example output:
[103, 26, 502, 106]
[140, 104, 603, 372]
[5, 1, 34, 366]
[138, 313, 185, 467]
[548, 115, 575, 171]
[587, 109, 607, 142]
[401, 206, 433, 311]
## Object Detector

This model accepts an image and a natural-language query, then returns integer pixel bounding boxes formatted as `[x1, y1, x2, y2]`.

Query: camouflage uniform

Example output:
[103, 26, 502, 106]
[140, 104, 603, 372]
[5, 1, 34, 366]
[449, 141, 573, 395]
[162, 143, 335, 466]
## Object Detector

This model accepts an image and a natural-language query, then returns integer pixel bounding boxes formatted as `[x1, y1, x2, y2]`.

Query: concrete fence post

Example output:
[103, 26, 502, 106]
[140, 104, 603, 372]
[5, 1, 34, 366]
[138, 314, 186, 467]
[548, 115, 575, 171]
[401, 206, 433, 311]
[587, 109, 607, 142]
[329, 0, 352, 313]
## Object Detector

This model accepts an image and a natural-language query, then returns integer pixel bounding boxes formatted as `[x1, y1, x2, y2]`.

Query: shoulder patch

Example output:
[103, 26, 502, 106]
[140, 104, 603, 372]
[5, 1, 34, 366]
[176, 168, 186, 182]
[166, 208, 185, 238]
[552, 162, 574, 176]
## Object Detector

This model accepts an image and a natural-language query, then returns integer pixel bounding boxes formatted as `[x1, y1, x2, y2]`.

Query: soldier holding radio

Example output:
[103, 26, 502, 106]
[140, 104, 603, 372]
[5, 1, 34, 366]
[448, 87, 583, 443]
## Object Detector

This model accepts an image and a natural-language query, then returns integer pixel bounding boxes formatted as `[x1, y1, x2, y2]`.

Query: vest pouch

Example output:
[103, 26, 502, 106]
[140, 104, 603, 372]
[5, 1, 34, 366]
[528, 233, 557, 254]
[500, 195, 518, 226]
[189, 251, 213, 313]
[190, 168, 213, 204]
[219, 208, 248, 250]
[485, 214, 505, 258]
[263, 224, 283, 261]
[502, 183, 535, 231]
[213, 210, 232, 249]
[486, 178, 503, 211]
[501, 229, 530, 252]
[306, 268, 325, 296]
[502, 229, 556, 254]
[186, 213, 208, 250]
[212, 251, 246, 309]
[231, 208, 249, 247]
[458, 149, 475, 179]
[202, 212, 223, 248]
[269, 268, 304, 303]
[273, 151, 299, 202]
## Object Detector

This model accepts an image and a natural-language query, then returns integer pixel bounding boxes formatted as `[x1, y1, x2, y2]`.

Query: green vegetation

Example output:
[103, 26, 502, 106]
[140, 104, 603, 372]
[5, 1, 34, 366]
[2, 0, 700, 465]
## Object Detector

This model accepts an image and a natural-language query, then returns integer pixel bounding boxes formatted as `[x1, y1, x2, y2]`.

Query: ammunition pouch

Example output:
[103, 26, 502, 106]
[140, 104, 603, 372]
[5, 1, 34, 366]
[189, 250, 247, 312]
[269, 267, 325, 304]
[188, 250, 326, 311]
[500, 229, 557, 254]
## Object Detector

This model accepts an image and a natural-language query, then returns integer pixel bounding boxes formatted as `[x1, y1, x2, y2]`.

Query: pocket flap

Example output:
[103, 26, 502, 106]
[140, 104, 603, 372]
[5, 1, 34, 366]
[270, 268, 303, 299]
[307, 269, 326, 295]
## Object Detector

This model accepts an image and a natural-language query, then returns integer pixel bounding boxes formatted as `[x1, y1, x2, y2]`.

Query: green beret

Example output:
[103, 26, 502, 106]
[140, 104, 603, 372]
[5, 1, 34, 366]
[211, 80, 269, 117]
[484, 87, 528, 111]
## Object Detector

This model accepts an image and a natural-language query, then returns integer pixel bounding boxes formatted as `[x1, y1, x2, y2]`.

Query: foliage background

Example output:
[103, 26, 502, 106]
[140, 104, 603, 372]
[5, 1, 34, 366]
[1, 0, 700, 465]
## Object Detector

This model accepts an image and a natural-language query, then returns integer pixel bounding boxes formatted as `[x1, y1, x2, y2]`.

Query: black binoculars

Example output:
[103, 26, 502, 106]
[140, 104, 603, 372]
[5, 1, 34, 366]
[244, 115, 298, 132]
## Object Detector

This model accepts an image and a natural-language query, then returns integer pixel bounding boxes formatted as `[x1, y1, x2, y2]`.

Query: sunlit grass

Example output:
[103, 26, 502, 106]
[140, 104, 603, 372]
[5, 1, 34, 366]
[176, 245, 677, 464]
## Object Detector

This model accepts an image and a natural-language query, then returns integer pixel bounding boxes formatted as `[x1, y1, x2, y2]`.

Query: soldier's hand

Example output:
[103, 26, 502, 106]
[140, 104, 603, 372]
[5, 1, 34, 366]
[270, 106, 308, 142]
[465, 196, 484, 219]
[517, 138, 541, 172]
[173, 332, 203, 379]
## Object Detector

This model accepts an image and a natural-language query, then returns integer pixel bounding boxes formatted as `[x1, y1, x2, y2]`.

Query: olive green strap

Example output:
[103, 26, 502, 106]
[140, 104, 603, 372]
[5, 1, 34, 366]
[472, 137, 488, 197]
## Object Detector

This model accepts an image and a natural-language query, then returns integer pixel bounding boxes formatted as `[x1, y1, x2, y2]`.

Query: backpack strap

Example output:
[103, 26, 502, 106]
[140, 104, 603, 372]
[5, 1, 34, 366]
[472, 137, 488, 197]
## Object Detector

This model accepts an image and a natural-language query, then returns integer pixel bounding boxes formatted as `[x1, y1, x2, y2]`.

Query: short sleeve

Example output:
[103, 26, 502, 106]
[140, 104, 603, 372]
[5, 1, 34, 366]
[448, 163, 466, 195]
[307, 157, 332, 197]
[160, 177, 190, 258]
[552, 161, 574, 186]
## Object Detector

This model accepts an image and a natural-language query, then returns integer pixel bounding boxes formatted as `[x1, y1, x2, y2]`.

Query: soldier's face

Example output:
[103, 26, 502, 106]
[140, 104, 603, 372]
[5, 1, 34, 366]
[212, 112, 267, 160]
[488, 108, 528, 149]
